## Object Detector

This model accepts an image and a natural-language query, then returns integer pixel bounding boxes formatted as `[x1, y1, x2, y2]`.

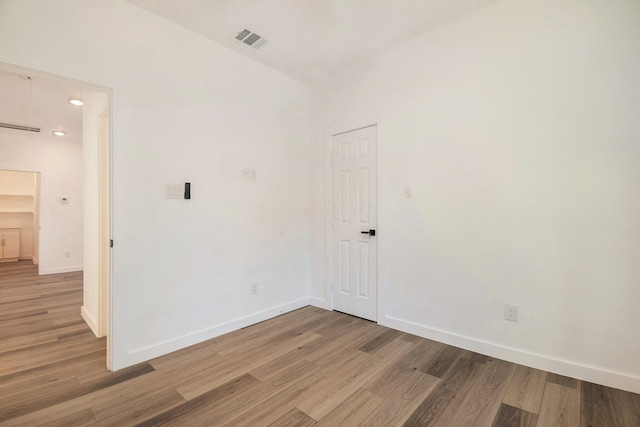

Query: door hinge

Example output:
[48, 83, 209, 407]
[110, 240, 113, 248]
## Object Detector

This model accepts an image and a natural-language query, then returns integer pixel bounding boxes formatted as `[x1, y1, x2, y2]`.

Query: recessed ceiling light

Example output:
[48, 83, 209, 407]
[69, 99, 84, 106]
[53, 131, 65, 137]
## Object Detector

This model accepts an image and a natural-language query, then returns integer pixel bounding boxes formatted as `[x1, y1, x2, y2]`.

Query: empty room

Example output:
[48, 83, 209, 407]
[0, 0, 639, 425]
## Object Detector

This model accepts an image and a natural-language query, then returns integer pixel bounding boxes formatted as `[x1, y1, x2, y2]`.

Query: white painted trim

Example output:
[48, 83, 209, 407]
[309, 297, 331, 310]
[381, 314, 640, 394]
[42, 265, 83, 275]
[116, 298, 310, 370]
[0, 61, 111, 93]
[81, 305, 99, 337]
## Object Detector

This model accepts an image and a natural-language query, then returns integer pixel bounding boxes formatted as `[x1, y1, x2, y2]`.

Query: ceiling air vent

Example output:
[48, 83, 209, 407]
[235, 29, 268, 49]
[0, 122, 41, 133]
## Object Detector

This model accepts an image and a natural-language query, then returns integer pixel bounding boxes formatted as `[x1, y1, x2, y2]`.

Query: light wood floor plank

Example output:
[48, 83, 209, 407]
[267, 408, 317, 427]
[536, 382, 580, 427]
[359, 368, 440, 427]
[315, 388, 383, 427]
[503, 365, 548, 414]
[298, 338, 415, 421]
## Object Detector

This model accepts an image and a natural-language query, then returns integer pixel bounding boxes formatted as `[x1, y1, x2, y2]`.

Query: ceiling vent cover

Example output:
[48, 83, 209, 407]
[0, 122, 41, 133]
[235, 29, 268, 49]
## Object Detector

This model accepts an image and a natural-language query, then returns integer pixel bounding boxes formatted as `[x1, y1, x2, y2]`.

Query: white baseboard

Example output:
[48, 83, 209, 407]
[81, 306, 100, 338]
[309, 297, 331, 310]
[120, 298, 311, 369]
[42, 265, 83, 275]
[381, 314, 640, 394]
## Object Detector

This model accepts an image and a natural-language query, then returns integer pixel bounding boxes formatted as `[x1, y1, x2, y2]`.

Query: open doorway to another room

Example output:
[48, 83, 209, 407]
[0, 170, 40, 264]
[0, 64, 112, 368]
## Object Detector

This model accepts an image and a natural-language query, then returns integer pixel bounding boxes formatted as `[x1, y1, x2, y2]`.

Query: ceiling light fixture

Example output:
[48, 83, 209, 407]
[53, 131, 65, 136]
[69, 99, 84, 106]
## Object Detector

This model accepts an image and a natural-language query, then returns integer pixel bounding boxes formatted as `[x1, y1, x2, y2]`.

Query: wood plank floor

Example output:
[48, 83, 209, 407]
[1, 260, 639, 426]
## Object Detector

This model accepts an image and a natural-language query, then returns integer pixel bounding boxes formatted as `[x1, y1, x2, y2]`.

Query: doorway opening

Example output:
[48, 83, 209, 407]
[0, 62, 113, 369]
[0, 170, 40, 264]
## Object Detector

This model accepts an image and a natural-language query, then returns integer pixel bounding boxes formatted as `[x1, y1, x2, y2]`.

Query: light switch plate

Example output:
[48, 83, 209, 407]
[165, 184, 182, 199]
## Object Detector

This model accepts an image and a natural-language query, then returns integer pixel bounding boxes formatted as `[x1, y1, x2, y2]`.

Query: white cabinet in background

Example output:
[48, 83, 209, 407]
[0, 228, 20, 262]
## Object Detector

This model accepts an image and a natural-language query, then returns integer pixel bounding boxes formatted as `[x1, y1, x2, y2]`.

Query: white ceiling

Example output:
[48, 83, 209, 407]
[124, 0, 500, 85]
[0, 1, 499, 138]
[0, 68, 84, 143]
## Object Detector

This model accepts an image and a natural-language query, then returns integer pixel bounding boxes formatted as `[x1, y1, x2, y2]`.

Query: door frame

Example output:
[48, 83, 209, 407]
[0, 61, 114, 369]
[324, 120, 382, 321]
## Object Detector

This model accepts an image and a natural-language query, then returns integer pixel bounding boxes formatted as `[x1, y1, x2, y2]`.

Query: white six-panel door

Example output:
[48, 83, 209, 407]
[332, 126, 377, 321]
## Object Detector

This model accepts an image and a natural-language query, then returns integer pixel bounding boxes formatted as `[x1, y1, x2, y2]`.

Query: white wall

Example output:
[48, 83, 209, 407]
[0, 133, 84, 273]
[0, 0, 311, 369]
[310, 0, 640, 393]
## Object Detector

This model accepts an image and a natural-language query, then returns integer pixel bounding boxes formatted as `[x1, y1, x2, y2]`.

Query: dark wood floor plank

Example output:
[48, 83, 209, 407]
[581, 381, 622, 427]
[425, 345, 471, 379]
[492, 404, 538, 427]
[548, 372, 578, 388]
[402, 357, 485, 426]
[606, 386, 640, 427]
[445, 358, 516, 426]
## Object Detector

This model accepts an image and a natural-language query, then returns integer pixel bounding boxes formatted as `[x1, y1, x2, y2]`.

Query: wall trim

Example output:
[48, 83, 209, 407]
[381, 314, 640, 394]
[309, 297, 331, 310]
[81, 305, 99, 337]
[118, 298, 311, 370]
[42, 265, 83, 275]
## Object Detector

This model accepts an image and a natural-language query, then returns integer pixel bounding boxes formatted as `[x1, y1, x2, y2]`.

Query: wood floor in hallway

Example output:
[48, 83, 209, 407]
[1, 260, 639, 426]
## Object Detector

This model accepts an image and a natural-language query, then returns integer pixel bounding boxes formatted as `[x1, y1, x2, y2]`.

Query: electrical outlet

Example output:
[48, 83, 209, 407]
[251, 282, 259, 295]
[65, 251, 71, 258]
[504, 304, 518, 322]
